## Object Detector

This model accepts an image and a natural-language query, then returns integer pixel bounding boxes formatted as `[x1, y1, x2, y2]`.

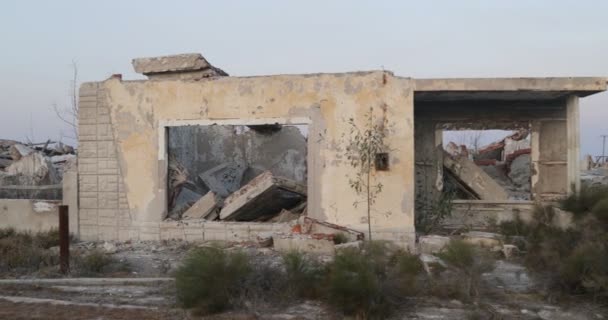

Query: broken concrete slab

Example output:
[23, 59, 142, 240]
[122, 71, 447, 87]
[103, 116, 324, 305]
[443, 151, 509, 201]
[199, 163, 246, 198]
[301, 217, 365, 242]
[220, 171, 306, 221]
[132, 53, 228, 80]
[10, 144, 33, 161]
[418, 235, 451, 254]
[462, 231, 504, 248]
[273, 233, 335, 255]
[132, 53, 211, 74]
[182, 192, 220, 220]
[335, 240, 363, 252]
[169, 188, 202, 219]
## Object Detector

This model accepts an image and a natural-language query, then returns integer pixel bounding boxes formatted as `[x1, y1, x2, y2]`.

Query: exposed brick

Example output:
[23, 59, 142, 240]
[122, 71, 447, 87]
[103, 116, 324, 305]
[98, 209, 117, 218]
[97, 141, 116, 158]
[98, 176, 118, 192]
[80, 195, 98, 209]
[79, 141, 97, 158]
[79, 124, 97, 141]
[79, 175, 98, 192]
[98, 226, 118, 240]
[97, 124, 113, 140]
[78, 158, 98, 175]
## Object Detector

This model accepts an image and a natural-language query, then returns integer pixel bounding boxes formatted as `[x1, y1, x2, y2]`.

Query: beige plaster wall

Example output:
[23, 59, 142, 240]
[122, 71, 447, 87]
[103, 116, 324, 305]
[0, 199, 60, 232]
[79, 72, 416, 246]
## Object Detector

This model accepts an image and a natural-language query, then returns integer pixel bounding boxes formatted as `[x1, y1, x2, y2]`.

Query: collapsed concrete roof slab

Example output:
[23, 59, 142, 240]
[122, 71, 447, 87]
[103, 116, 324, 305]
[132, 53, 211, 74]
[414, 77, 608, 101]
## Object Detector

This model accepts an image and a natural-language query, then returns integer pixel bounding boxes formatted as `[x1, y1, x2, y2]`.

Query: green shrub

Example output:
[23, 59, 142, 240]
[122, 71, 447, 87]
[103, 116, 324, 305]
[327, 247, 388, 318]
[0, 229, 57, 273]
[282, 250, 325, 299]
[560, 185, 608, 218]
[175, 247, 250, 314]
[498, 214, 529, 237]
[332, 233, 349, 245]
[325, 242, 424, 319]
[0, 227, 17, 239]
[74, 250, 115, 275]
[591, 198, 608, 224]
[437, 240, 495, 301]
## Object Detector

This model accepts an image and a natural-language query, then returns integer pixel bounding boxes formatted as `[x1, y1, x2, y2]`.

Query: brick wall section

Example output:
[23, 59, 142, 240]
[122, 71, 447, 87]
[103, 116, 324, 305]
[78, 82, 292, 242]
[78, 82, 128, 241]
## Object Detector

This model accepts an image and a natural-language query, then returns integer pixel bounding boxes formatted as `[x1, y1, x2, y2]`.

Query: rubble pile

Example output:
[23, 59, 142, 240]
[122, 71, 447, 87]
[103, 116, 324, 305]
[167, 124, 308, 223]
[169, 162, 307, 223]
[0, 139, 76, 199]
[580, 155, 608, 187]
[444, 130, 532, 200]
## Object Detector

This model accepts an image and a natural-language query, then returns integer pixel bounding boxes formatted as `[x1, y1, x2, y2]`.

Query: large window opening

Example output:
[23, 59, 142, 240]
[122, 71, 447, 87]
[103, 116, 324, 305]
[442, 127, 532, 200]
[166, 124, 308, 222]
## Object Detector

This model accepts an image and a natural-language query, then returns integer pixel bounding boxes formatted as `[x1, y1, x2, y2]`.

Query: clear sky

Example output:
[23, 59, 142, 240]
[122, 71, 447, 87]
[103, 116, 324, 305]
[1, 1, 607, 156]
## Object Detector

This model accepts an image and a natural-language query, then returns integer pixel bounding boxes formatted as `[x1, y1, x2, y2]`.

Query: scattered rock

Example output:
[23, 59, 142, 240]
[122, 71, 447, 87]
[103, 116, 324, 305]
[102, 242, 117, 254]
[502, 244, 519, 259]
[419, 235, 451, 254]
[462, 231, 504, 248]
[334, 240, 363, 251]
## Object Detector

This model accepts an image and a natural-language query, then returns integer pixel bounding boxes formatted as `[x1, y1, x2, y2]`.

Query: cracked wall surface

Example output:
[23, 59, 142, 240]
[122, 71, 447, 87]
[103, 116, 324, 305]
[78, 72, 416, 247]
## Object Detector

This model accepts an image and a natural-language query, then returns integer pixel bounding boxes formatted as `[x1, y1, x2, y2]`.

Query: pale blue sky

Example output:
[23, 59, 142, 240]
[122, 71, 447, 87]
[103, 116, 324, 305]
[1, 1, 607, 155]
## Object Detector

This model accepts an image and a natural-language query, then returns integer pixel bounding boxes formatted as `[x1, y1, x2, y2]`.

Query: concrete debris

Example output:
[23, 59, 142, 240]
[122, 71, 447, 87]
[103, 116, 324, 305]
[581, 167, 608, 187]
[508, 153, 531, 191]
[462, 231, 504, 248]
[169, 188, 201, 219]
[199, 163, 246, 198]
[0, 140, 75, 200]
[220, 171, 306, 221]
[301, 217, 365, 242]
[443, 151, 509, 201]
[419, 253, 447, 275]
[132, 53, 228, 80]
[256, 232, 274, 247]
[501, 244, 520, 260]
[181, 191, 220, 220]
[268, 208, 300, 223]
[334, 240, 363, 251]
[10, 144, 33, 161]
[419, 235, 451, 254]
[273, 233, 335, 254]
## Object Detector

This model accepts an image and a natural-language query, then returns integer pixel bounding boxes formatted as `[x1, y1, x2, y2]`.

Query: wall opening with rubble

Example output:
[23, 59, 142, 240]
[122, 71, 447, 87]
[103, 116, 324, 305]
[166, 124, 308, 223]
[413, 91, 580, 231]
[442, 128, 532, 201]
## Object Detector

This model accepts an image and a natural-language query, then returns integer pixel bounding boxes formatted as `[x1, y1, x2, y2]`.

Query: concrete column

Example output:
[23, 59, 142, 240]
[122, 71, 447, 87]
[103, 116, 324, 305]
[566, 95, 581, 194]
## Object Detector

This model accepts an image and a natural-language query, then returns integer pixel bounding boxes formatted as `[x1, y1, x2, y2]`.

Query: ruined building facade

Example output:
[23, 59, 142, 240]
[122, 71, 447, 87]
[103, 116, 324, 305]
[72, 53, 607, 248]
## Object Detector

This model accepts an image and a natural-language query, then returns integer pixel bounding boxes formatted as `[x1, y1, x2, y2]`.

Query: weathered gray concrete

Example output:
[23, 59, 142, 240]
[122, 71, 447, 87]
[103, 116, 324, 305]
[132, 53, 227, 80]
[220, 171, 306, 221]
[443, 152, 509, 200]
[182, 191, 219, 220]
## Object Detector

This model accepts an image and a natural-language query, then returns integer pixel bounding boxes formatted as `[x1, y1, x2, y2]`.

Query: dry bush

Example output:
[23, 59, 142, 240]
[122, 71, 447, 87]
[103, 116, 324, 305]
[435, 240, 495, 302]
[504, 186, 608, 302]
[325, 241, 424, 319]
[174, 247, 250, 315]
[282, 250, 325, 299]
[0, 228, 58, 274]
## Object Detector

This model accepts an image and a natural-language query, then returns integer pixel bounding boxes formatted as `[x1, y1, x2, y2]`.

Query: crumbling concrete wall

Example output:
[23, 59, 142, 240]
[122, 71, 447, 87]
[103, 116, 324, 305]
[78, 71, 415, 246]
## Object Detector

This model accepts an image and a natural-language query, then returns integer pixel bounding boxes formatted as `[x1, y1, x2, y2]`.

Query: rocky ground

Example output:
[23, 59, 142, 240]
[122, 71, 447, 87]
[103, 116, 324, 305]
[0, 239, 607, 319]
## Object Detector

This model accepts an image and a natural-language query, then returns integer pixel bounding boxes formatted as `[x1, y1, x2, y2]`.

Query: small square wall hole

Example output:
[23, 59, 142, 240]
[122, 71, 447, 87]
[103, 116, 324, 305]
[375, 153, 389, 171]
